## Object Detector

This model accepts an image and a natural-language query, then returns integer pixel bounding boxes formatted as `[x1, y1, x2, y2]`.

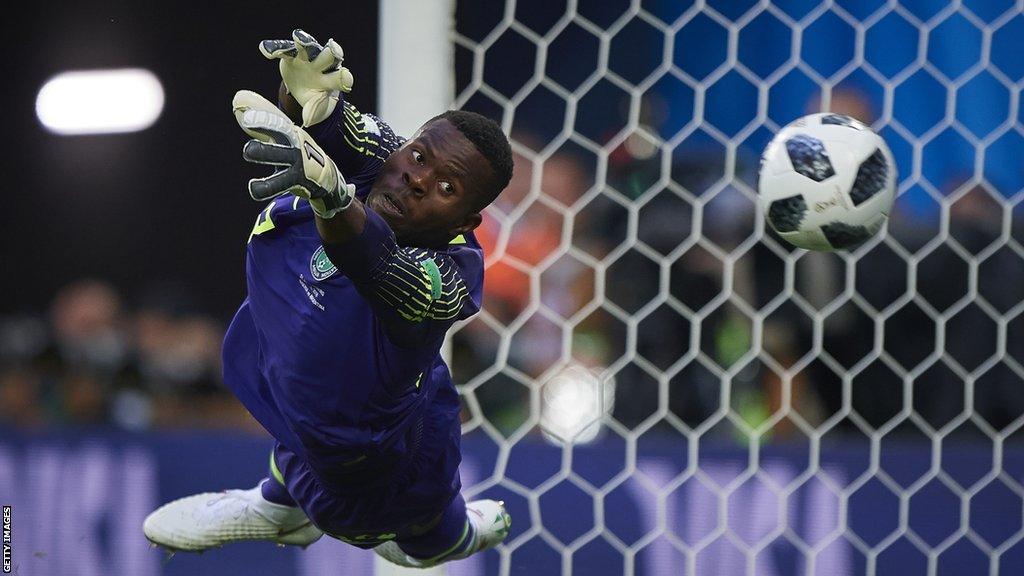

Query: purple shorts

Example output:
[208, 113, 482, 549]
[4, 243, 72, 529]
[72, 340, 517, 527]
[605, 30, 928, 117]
[261, 383, 468, 557]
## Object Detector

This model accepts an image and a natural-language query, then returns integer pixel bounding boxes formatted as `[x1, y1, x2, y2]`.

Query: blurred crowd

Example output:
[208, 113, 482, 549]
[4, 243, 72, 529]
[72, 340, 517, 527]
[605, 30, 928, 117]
[0, 279, 259, 432]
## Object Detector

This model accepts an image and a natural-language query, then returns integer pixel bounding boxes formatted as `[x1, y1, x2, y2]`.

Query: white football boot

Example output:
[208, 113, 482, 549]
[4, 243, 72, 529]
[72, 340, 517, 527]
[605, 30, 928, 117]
[374, 499, 511, 568]
[143, 481, 323, 552]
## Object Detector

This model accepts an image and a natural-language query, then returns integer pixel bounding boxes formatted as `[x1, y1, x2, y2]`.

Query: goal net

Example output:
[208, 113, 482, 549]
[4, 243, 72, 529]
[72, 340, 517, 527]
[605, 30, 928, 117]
[443, 1, 1024, 575]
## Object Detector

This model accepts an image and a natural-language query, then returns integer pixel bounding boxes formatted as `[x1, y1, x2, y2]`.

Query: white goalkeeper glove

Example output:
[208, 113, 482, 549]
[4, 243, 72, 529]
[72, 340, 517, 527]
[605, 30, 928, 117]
[259, 29, 354, 127]
[232, 90, 355, 219]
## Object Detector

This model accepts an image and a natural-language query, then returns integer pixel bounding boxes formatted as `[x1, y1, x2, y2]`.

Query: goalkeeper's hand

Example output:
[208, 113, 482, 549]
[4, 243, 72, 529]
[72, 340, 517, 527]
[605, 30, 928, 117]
[232, 90, 355, 219]
[259, 29, 354, 127]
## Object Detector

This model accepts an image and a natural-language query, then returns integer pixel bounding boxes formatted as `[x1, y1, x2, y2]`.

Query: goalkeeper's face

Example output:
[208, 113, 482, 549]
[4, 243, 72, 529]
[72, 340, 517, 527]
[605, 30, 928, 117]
[367, 119, 491, 247]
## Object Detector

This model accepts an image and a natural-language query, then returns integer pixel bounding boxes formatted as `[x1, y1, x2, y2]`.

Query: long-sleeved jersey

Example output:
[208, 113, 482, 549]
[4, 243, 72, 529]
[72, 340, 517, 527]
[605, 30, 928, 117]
[221, 101, 483, 505]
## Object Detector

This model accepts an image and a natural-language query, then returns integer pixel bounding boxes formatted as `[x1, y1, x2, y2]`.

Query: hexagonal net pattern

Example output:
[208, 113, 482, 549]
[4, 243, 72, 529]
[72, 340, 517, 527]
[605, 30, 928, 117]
[444, 2, 1024, 575]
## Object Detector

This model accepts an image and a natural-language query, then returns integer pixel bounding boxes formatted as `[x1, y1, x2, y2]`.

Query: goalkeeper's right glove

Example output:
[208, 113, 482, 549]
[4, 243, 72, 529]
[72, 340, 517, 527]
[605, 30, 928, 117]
[259, 29, 354, 127]
[232, 90, 355, 219]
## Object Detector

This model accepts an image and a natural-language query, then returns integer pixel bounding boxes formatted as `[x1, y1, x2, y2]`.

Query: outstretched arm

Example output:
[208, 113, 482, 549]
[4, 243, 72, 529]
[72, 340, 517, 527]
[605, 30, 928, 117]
[272, 85, 372, 246]
[234, 91, 479, 345]
[318, 207, 480, 346]
[271, 84, 380, 246]
[265, 30, 400, 183]
[313, 182, 368, 245]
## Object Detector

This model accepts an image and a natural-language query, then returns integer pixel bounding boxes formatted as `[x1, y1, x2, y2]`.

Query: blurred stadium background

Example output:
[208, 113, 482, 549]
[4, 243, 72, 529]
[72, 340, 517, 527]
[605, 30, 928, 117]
[4, 0, 1024, 574]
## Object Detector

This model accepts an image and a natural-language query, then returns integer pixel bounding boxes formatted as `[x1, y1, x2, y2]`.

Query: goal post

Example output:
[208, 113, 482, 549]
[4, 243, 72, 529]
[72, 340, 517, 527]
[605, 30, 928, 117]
[378, 0, 457, 138]
[377, 7, 457, 576]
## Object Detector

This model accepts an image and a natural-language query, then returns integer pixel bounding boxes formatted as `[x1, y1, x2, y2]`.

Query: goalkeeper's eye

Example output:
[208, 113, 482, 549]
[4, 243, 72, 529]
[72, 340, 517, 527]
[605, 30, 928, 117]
[440, 181, 455, 195]
[412, 150, 425, 165]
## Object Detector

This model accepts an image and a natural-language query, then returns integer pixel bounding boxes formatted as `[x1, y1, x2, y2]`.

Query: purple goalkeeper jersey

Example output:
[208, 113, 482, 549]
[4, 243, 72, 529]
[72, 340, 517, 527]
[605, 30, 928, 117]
[220, 102, 483, 525]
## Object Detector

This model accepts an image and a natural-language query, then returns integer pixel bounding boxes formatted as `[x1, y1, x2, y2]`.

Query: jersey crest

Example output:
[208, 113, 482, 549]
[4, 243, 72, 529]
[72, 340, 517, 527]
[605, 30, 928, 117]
[310, 245, 338, 281]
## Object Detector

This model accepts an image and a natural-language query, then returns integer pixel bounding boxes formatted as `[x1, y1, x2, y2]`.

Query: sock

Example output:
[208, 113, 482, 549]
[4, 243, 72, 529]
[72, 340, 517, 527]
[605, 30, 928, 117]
[260, 477, 297, 507]
[398, 495, 478, 562]
[251, 480, 314, 530]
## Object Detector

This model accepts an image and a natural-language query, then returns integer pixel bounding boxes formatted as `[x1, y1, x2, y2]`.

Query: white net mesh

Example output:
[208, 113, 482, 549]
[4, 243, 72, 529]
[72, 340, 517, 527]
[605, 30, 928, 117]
[445, 1, 1024, 574]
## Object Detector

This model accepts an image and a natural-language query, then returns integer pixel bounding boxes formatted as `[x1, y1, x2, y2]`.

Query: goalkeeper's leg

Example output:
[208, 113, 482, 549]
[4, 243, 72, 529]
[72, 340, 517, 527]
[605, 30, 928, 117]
[142, 452, 322, 552]
[373, 494, 511, 568]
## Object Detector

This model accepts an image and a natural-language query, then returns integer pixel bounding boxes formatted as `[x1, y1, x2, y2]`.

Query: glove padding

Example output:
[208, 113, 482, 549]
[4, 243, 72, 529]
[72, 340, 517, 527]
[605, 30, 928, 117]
[260, 29, 354, 127]
[232, 90, 355, 219]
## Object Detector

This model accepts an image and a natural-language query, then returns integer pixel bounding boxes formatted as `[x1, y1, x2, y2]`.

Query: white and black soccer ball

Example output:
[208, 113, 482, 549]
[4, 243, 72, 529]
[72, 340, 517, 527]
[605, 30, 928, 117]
[758, 113, 897, 251]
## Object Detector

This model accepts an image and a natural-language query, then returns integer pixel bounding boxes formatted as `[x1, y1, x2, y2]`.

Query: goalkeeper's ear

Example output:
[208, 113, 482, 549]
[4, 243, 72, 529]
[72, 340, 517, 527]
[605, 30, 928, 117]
[448, 211, 483, 239]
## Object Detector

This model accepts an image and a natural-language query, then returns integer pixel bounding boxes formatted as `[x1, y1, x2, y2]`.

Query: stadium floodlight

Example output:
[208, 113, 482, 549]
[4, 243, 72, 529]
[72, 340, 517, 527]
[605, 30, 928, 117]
[540, 364, 616, 445]
[35, 68, 164, 135]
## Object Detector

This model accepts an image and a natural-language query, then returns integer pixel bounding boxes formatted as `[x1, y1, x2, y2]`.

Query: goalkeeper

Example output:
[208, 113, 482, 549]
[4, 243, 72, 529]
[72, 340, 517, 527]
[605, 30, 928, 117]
[143, 30, 513, 568]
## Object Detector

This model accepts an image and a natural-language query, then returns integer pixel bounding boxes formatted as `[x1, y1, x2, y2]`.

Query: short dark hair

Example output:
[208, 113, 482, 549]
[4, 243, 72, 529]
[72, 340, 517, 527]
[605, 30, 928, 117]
[431, 110, 513, 211]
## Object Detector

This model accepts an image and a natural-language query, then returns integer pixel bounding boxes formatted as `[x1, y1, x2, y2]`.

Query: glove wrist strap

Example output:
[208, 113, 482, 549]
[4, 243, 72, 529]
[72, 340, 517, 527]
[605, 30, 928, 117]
[312, 165, 354, 219]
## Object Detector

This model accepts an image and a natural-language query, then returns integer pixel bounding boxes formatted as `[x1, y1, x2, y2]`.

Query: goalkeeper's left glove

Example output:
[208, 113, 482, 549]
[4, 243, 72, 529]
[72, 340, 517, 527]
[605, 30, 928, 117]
[232, 90, 355, 219]
[259, 29, 354, 127]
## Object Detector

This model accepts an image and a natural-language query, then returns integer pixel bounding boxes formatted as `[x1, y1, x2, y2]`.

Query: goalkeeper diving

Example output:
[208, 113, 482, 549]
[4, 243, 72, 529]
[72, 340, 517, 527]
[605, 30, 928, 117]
[143, 30, 513, 568]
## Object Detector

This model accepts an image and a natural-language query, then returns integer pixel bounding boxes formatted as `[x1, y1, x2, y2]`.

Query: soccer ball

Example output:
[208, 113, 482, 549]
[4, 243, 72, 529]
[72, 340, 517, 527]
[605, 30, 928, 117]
[758, 113, 897, 251]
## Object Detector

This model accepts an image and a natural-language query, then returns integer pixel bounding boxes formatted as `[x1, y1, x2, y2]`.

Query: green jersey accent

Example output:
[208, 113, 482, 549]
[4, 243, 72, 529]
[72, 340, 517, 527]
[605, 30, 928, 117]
[421, 259, 443, 301]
